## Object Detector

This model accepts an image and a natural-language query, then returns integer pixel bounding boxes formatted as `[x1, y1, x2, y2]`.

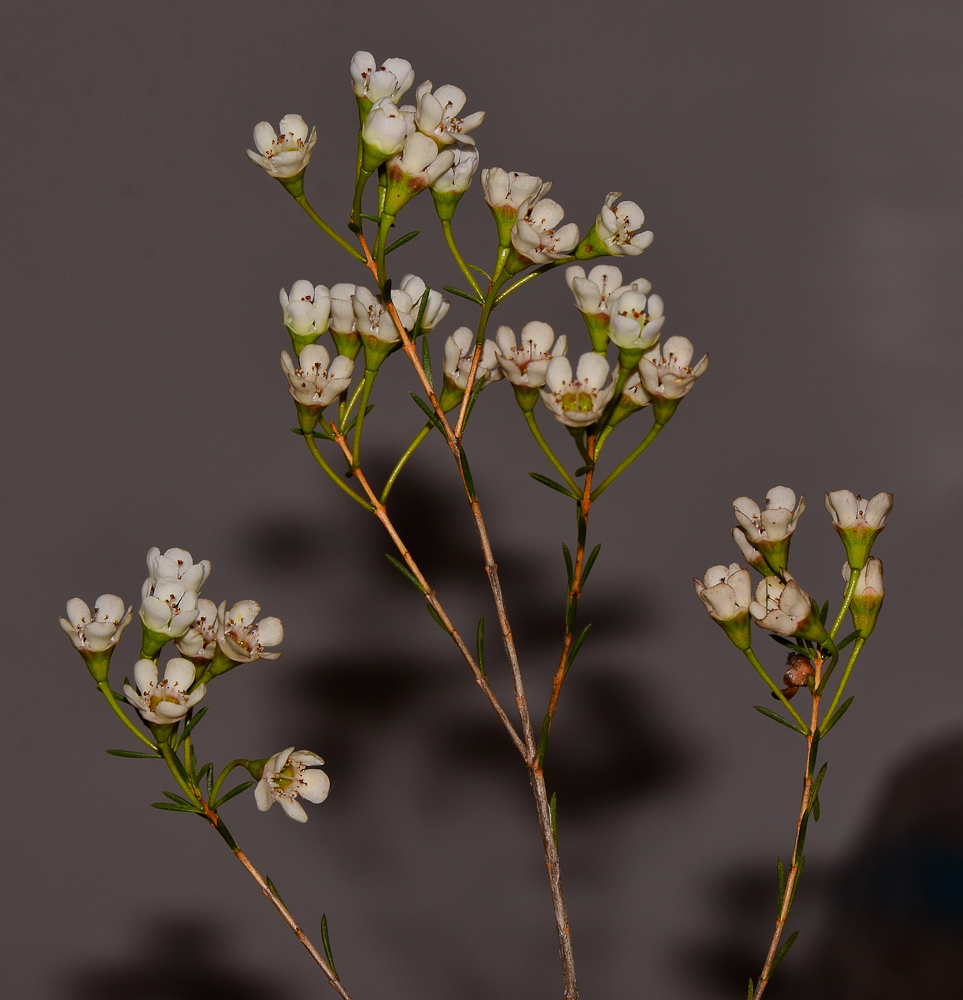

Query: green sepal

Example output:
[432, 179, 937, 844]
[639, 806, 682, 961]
[770, 930, 799, 974]
[564, 624, 592, 676]
[320, 914, 339, 977]
[754, 705, 807, 735]
[819, 696, 854, 736]
[106, 748, 162, 759]
[475, 617, 486, 676]
[529, 473, 582, 501]
[385, 553, 426, 594]
[442, 284, 483, 305]
[385, 229, 420, 255]
[213, 781, 254, 809]
[425, 602, 448, 633]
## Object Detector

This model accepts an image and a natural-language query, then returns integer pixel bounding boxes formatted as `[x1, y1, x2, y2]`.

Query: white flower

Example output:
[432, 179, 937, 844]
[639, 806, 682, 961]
[386, 132, 456, 198]
[825, 490, 893, 531]
[608, 288, 665, 352]
[60, 595, 132, 653]
[352, 286, 397, 344]
[749, 572, 817, 637]
[539, 354, 616, 427]
[140, 577, 200, 639]
[591, 192, 654, 256]
[638, 336, 708, 399]
[144, 547, 211, 595]
[350, 52, 414, 105]
[246, 115, 318, 179]
[174, 598, 219, 662]
[361, 97, 411, 160]
[511, 198, 580, 264]
[124, 657, 206, 726]
[280, 282, 331, 339]
[480, 168, 552, 212]
[494, 322, 567, 388]
[329, 283, 358, 335]
[565, 265, 644, 316]
[443, 327, 503, 390]
[410, 81, 485, 146]
[280, 345, 355, 410]
[730, 526, 769, 573]
[694, 563, 753, 622]
[395, 274, 449, 332]
[217, 599, 284, 663]
[255, 747, 330, 822]
[431, 143, 479, 195]
[733, 487, 806, 545]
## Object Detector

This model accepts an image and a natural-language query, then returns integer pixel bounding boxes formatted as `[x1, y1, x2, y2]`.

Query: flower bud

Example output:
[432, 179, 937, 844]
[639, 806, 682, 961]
[845, 558, 884, 638]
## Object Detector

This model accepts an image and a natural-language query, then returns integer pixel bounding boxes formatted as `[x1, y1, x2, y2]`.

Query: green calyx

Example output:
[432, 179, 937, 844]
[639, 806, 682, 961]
[331, 329, 362, 361]
[716, 611, 753, 651]
[849, 590, 883, 638]
[80, 648, 113, 683]
[579, 312, 611, 354]
[431, 186, 465, 223]
[139, 625, 170, 661]
[650, 395, 681, 426]
[511, 384, 541, 413]
[834, 523, 884, 572]
[573, 223, 610, 261]
[278, 172, 306, 199]
[361, 335, 400, 372]
[287, 328, 322, 357]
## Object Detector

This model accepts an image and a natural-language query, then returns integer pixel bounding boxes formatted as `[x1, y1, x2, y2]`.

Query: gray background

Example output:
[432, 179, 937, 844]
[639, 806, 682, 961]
[3, 2, 962, 997]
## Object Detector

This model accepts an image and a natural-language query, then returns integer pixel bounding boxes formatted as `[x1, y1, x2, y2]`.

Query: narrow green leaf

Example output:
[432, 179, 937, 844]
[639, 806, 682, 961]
[385, 229, 420, 255]
[462, 374, 487, 427]
[181, 706, 209, 739]
[768, 634, 811, 656]
[812, 795, 821, 822]
[265, 876, 287, 908]
[410, 284, 432, 340]
[468, 263, 492, 281]
[385, 552, 427, 594]
[459, 447, 476, 501]
[748, 978, 754, 1000]
[528, 472, 581, 501]
[106, 748, 162, 759]
[809, 762, 828, 808]
[150, 801, 203, 813]
[770, 930, 799, 974]
[776, 857, 786, 913]
[580, 543, 602, 587]
[754, 705, 807, 735]
[537, 713, 551, 769]
[321, 914, 339, 977]
[442, 284, 483, 305]
[162, 789, 195, 808]
[795, 814, 809, 863]
[564, 624, 592, 677]
[360, 213, 381, 223]
[426, 602, 449, 633]
[807, 729, 821, 777]
[381, 277, 392, 299]
[819, 600, 830, 624]
[409, 392, 444, 432]
[562, 543, 574, 589]
[788, 855, 805, 910]
[835, 629, 860, 651]
[214, 780, 254, 808]
[420, 335, 433, 389]
[197, 762, 214, 799]
[549, 792, 558, 849]
[112, 688, 130, 702]
[189, 744, 198, 781]
[475, 616, 486, 676]
[573, 464, 591, 477]
[820, 696, 854, 736]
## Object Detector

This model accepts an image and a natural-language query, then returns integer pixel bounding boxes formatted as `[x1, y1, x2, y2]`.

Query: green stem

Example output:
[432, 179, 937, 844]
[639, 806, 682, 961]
[590, 421, 665, 500]
[830, 567, 861, 639]
[339, 377, 368, 434]
[374, 213, 394, 287]
[97, 681, 158, 751]
[819, 637, 866, 733]
[494, 260, 567, 305]
[441, 219, 483, 298]
[160, 740, 201, 805]
[351, 167, 372, 229]
[524, 411, 581, 494]
[210, 759, 251, 805]
[381, 421, 433, 503]
[304, 433, 373, 511]
[292, 194, 365, 262]
[743, 648, 810, 733]
[594, 423, 615, 456]
[352, 369, 378, 467]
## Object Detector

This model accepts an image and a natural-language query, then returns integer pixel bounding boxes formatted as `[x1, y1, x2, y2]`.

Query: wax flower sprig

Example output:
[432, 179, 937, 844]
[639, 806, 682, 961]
[695, 487, 891, 999]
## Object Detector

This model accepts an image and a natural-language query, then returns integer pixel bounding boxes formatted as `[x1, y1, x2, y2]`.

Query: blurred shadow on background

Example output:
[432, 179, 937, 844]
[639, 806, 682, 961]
[681, 732, 963, 998]
[60, 918, 284, 999]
